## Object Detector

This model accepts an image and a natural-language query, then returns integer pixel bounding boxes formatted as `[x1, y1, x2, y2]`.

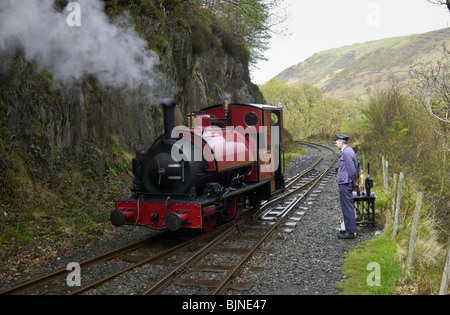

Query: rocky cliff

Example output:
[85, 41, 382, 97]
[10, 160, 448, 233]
[0, 0, 263, 174]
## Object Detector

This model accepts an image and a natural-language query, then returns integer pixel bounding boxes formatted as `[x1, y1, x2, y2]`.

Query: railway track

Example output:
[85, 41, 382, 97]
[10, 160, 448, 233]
[0, 142, 338, 295]
[141, 142, 338, 295]
[0, 226, 231, 295]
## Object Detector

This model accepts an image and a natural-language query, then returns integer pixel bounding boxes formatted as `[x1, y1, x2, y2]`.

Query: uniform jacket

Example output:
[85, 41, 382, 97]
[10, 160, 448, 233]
[338, 145, 358, 185]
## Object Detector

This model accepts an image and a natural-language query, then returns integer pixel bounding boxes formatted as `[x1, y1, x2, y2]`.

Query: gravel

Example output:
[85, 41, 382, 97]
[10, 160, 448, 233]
[237, 143, 381, 295]
[0, 143, 382, 295]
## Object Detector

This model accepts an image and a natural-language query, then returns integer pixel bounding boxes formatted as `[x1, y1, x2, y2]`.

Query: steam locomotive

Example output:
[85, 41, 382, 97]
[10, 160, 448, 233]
[111, 101, 285, 232]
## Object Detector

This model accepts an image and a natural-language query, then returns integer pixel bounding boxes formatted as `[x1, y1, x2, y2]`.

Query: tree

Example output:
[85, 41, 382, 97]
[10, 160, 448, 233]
[427, 0, 450, 12]
[361, 77, 413, 167]
[409, 45, 449, 196]
[185, 0, 288, 64]
[409, 44, 450, 126]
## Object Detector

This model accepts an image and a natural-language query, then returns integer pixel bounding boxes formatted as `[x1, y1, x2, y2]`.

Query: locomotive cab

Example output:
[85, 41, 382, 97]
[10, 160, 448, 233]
[201, 103, 285, 199]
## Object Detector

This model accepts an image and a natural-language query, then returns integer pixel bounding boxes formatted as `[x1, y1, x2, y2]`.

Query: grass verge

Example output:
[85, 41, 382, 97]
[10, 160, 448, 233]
[336, 230, 403, 295]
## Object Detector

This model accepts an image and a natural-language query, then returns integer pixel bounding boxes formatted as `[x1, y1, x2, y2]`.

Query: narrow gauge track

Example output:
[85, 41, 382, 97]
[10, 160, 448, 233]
[0, 142, 337, 295]
[0, 231, 180, 295]
[0, 226, 230, 295]
[142, 142, 338, 295]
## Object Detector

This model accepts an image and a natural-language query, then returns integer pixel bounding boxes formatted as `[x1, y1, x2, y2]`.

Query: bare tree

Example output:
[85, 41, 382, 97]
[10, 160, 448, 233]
[427, 0, 450, 12]
[410, 44, 450, 125]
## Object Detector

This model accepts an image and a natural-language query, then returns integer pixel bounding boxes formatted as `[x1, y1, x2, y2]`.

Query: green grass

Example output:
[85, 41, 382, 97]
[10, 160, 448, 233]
[284, 148, 307, 166]
[283, 139, 308, 167]
[336, 231, 403, 295]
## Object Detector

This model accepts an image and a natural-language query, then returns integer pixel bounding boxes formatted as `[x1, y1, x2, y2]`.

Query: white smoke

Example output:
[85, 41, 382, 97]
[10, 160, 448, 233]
[0, 0, 175, 100]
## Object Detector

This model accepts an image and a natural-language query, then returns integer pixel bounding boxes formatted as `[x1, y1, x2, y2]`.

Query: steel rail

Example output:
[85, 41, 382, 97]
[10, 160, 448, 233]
[211, 143, 338, 295]
[139, 142, 338, 296]
[68, 224, 230, 295]
[284, 142, 325, 188]
[209, 198, 300, 295]
[141, 221, 241, 295]
[0, 235, 160, 295]
[253, 142, 331, 220]
[211, 168, 333, 295]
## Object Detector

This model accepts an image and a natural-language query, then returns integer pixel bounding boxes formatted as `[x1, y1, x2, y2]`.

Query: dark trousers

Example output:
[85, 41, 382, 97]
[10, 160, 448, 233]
[339, 183, 357, 234]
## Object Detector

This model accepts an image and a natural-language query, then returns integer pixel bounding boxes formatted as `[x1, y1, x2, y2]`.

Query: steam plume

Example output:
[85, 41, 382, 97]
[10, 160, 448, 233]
[0, 0, 175, 100]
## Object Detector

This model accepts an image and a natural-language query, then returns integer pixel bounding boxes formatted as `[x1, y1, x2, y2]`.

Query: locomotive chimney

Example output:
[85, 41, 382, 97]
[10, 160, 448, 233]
[162, 100, 177, 140]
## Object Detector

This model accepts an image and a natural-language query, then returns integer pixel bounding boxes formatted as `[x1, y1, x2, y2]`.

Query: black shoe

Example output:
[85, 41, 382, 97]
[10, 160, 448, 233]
[338, 232, 357, 239]
[339, 230, 346, 234]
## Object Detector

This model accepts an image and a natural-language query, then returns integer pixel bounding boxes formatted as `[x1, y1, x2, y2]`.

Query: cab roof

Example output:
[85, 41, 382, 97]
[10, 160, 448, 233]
[206, 103, 283, 111]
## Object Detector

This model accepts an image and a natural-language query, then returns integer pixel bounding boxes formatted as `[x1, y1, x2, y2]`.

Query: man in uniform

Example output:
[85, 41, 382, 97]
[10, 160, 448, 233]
[335, 134, 358, 239]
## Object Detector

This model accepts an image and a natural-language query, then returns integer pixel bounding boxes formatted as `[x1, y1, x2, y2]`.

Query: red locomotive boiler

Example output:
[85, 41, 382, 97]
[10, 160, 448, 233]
[111, 101, 285, 232]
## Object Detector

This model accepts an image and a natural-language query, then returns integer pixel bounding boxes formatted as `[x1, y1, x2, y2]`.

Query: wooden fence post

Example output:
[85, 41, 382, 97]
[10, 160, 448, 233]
[439, 236, 450, 295]
[406, 192, 423, 270]
[382, 156, 389, 191]
[391, 173, 398, 219]
[393, 172, 404, 237]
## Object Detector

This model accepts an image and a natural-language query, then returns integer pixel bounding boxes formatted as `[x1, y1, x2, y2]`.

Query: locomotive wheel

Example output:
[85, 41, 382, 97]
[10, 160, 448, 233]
[202, 215, 217, 233]
[220, 195, 244, 221]
[248, 191, 262, 211]
[234, 194, 244, 220]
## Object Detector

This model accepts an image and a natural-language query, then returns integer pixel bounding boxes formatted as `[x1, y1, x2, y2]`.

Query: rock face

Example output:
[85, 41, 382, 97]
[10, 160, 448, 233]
[0, 3, 263, 169]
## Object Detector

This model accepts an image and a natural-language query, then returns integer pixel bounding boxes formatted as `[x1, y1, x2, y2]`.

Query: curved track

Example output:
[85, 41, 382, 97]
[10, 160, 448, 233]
[141, 142, 338, 295]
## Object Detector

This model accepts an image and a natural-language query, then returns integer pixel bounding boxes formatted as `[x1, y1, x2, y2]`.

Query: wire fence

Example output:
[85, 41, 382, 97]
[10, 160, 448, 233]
[379, 156, 449, 295]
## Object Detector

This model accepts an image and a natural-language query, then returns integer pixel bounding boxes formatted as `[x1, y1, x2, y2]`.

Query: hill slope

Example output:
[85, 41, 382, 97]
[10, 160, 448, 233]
[276, 28, 450, 98]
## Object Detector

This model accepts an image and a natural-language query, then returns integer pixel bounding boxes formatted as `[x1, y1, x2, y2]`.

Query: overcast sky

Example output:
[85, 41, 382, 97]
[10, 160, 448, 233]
[251, 0, 450, 84]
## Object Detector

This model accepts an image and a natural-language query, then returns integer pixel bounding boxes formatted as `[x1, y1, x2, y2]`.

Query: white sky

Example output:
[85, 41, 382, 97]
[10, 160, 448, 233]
[251, 0, 450, 84]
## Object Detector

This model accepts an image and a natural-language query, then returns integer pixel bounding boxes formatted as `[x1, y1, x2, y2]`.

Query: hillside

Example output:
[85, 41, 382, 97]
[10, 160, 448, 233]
[276, 28, 450, 98]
